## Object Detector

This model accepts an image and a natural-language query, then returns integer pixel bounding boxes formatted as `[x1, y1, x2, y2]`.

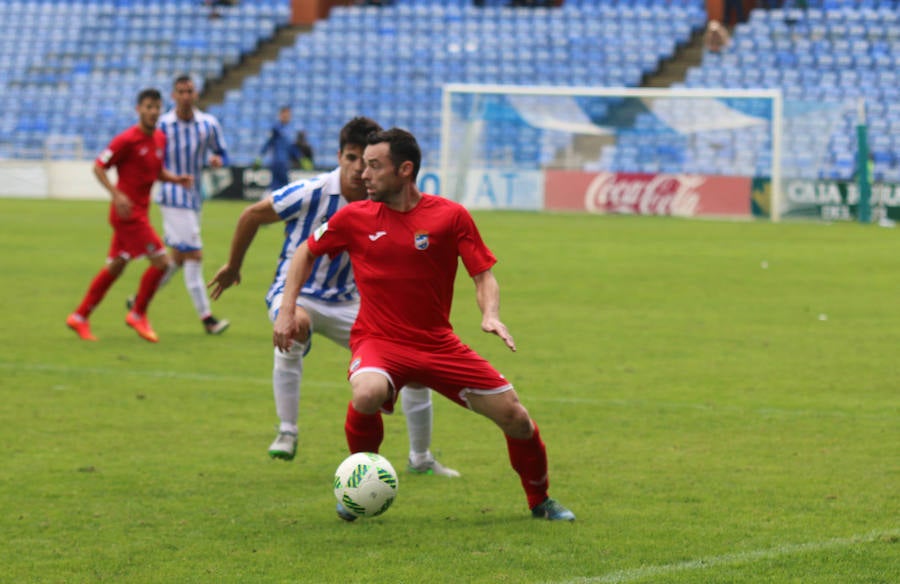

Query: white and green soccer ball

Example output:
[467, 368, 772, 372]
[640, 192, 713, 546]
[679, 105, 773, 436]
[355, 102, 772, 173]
[333, 452, 398, 518]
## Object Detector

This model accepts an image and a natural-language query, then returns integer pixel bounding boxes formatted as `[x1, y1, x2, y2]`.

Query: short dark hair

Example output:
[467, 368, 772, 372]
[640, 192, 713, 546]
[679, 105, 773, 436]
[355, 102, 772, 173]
[173, 74, 193, 87]
[137, 88, 162, 104]
[339, 116, 382, 152]
[367, 128, 421, 180]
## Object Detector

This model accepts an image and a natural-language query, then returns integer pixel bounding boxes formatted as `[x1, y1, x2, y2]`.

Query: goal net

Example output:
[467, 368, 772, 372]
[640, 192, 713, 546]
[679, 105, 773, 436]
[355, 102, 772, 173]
[439, 84, 783, 220]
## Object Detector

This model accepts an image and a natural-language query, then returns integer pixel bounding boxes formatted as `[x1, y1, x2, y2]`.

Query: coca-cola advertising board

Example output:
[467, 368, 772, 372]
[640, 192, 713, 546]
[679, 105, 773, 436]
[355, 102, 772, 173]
[544, 170, 753, 218]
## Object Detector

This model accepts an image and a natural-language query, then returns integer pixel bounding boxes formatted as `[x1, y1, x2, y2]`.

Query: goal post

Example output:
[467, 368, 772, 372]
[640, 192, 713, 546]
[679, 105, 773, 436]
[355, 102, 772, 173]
[439, 84, 783, 221]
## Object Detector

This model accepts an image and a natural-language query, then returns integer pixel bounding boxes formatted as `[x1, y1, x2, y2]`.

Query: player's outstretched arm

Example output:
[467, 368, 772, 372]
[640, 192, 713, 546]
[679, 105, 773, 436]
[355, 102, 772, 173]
[273, 241, 317, 352]
[208, 198, 280, 300]
[473, 269, 516, 352]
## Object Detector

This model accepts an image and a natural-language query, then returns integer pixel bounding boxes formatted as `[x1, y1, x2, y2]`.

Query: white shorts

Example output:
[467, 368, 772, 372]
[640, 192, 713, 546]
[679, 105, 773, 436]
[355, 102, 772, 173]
[268, 294, 359, 351]
[160, 206, 203, 252]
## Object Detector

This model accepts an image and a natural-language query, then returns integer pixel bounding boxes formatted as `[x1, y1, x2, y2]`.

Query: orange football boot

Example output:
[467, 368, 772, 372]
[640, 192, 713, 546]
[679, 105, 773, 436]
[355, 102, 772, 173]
[125, 312, 159, 343]
[66, 313, 98, 341]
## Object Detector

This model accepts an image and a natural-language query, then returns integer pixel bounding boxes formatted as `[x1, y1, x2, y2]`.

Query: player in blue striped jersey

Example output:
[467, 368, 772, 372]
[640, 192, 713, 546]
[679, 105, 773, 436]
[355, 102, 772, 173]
[208, 117, 458, 475]
[154, 74, 230, 335]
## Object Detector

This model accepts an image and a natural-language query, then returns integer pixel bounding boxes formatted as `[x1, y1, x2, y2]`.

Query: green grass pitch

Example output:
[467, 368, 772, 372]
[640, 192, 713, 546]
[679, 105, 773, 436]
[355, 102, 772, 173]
[1, 197, 897, 583]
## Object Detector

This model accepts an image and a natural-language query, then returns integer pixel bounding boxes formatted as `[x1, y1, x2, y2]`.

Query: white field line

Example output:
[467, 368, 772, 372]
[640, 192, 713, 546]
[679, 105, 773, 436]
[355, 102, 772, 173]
[0, 361, 341, 389]
[548, 529, 900, 584]
[2, 362, 897, 420]
[526, 395, 897, 421]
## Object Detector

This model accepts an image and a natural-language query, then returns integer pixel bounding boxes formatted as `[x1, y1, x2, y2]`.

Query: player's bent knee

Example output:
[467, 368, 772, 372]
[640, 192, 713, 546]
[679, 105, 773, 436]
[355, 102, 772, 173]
[500, 408, 534, 440]
[150, 255, 170, 270]
[292, 306, 311, 343]
[108, 257, 128, 276]
[470, 393, 533, 439]
[351, 391, 388, 414]
[350, 373, 391, 414]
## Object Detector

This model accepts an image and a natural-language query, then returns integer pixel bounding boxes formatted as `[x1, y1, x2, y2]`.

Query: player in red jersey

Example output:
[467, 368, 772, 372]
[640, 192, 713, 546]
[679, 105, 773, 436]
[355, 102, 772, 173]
[66, 88, 193, 343]
[273, 128, 575, 521]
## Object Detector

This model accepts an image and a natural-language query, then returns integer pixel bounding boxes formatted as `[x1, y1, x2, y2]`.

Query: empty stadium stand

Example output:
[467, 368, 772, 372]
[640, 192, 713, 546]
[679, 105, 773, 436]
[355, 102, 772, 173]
[0, 0, 289, 159]
[680, 1, 900, 181]
[3, 0, 899, 184]
[209, 0, 707, 168]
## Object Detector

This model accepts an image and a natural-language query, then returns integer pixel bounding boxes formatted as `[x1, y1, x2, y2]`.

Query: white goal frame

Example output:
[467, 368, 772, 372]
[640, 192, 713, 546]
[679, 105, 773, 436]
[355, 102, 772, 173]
[440, 84, 784, 221]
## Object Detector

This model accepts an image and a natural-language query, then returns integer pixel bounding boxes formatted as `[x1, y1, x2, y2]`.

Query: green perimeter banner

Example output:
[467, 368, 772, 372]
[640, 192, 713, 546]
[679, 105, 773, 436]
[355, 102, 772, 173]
[753, 178, 900, 222]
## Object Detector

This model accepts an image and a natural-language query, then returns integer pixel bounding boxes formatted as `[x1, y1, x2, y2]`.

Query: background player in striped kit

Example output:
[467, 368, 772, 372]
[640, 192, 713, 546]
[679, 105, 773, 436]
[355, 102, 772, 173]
[66, 88, 193, 343]
[152, 74, 230, 335]
[208, 117, 458, 475]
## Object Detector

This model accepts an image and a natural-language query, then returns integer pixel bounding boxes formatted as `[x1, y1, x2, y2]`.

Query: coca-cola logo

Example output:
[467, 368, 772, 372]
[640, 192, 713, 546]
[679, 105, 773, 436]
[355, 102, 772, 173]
[584, 172, 704, 216]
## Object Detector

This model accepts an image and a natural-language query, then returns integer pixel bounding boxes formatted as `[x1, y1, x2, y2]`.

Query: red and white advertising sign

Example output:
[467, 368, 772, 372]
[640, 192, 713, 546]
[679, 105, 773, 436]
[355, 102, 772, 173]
[544, 170, 753, 218]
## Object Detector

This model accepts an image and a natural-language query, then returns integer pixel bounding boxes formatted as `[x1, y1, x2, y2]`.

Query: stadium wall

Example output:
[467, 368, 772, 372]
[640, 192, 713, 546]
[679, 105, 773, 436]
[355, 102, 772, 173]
[0, 161, 96, 199]
[9, 161, 900, 223]
[0, 161, 324, 202]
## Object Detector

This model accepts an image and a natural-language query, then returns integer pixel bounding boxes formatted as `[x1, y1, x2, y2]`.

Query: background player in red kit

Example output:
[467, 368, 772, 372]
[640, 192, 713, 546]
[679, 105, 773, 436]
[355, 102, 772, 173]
[66, 88, 193, 343]
[273, 128, 575, 521]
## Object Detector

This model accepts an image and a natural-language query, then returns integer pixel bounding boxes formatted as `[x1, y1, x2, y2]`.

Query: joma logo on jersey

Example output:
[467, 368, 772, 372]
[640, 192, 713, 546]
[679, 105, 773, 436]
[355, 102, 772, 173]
[414, 231, 429, 250]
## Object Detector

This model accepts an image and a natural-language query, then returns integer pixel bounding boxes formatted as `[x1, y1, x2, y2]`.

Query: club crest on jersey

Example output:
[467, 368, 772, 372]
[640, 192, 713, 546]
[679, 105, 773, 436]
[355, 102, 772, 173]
[414, 230, 430, 250]
[313, 222, 329, 241]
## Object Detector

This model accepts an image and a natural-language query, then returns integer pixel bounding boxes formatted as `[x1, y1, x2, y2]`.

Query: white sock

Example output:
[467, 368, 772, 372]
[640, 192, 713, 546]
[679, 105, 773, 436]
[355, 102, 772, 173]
[273, 341, 306, 432]
[158, 262, 181, 288]
[183, 259, 211, 319]
[402, 386, 433, 462]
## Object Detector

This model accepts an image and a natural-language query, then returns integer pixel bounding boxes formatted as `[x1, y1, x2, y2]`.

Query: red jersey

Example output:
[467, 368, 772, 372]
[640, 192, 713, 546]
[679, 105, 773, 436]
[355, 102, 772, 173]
[307, 195, 497, 348]
[95, 125, 166, 224]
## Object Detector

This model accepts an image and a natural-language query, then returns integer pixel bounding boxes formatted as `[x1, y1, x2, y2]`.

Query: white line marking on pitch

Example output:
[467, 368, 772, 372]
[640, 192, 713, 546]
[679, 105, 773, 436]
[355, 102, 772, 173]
[1, 361, 269, 385]
[4, 362, 898, 420]
[527, 395, 894, 421]
[548, 529, 899, 584]
[0, 361, 346, 388]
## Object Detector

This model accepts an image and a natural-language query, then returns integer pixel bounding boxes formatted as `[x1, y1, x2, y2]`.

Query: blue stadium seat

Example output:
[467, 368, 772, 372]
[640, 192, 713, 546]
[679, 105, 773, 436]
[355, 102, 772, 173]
[0, 0, 292, 160]
[676, 0, 900, 181]
[208, 0, 706, 167]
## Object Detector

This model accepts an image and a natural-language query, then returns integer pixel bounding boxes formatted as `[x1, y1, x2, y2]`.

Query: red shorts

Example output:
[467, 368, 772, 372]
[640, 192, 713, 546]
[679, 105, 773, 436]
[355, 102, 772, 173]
[347, 337, 513, 412]
[109, 216, 165, 261]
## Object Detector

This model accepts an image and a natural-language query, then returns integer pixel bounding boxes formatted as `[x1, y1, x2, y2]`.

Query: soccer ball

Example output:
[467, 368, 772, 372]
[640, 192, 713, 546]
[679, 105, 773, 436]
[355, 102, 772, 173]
[333, 452, 398, 518]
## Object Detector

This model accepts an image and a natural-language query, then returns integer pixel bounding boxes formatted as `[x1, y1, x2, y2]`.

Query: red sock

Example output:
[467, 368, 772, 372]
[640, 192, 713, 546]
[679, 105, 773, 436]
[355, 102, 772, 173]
[75, 267, 119, 318]
[133, 265, 166, 314]
[344, 401, 383, 453]
[506, 421, 550, 509]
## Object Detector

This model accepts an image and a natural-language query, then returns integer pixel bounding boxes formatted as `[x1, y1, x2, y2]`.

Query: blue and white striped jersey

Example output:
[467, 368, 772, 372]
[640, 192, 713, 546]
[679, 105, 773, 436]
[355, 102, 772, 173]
[265, 167, 358, 304]
[156, 108, 228, 210]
